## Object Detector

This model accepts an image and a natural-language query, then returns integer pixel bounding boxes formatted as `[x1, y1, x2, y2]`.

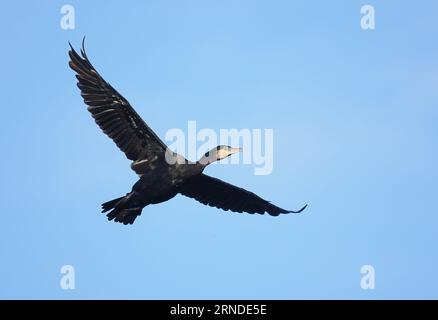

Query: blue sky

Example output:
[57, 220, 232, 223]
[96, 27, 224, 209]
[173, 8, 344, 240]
[1, 1, 437, 299]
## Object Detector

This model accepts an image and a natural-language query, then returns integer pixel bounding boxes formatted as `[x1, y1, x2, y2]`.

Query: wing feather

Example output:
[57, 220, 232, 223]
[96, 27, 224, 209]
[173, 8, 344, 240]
[180, 174, 307, 216]
[68, 40, 167, 162]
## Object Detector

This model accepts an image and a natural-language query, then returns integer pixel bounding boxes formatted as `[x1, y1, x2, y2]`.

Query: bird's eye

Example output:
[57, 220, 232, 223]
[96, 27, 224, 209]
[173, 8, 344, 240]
[204, 151, 210, 157]
[216, 146, 221, 150]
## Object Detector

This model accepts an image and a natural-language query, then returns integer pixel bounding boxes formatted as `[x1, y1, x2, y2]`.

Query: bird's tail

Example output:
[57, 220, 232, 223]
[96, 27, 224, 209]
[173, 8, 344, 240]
[101, 193, 143, 225]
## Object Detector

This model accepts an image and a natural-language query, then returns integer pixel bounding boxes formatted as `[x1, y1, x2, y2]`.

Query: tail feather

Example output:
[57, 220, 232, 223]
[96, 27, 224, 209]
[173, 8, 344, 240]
[101, 193, 144, 225]
[101, 196, 124, 213]
[110, 207, 142, 225]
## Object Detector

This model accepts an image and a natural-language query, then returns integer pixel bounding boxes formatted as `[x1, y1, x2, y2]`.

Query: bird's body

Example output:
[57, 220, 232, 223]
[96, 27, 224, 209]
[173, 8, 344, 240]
[103, 153, 203, 224]
[132, 155, 201, 206]
[69, 40, 306, 225]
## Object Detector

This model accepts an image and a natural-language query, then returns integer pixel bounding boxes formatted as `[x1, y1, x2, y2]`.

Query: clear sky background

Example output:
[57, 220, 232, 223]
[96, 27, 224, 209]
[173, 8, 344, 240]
[0, 1, 437, 299]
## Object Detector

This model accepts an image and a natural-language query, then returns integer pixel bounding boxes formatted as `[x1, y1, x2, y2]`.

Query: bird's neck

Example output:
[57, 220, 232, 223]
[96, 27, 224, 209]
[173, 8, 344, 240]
[195, 160, 209, 172]
[197, 154, 218, 169]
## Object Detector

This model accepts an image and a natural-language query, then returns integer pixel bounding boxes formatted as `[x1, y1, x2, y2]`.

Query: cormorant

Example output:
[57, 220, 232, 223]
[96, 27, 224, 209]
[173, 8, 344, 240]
[68, 40, 307, 225]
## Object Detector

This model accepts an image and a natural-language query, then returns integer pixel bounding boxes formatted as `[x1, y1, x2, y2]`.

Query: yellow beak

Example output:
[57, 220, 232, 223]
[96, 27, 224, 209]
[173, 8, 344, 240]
[229, 147, 243, 155]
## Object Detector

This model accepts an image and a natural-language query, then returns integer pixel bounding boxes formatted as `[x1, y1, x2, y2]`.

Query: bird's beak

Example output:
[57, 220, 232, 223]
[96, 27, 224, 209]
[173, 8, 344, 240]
[229, 147, 243, 155]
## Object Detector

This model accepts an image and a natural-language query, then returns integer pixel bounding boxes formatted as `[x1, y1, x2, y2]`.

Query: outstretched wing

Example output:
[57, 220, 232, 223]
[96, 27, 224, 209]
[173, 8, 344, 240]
[68, 40, 167, 162]
[179, 174, 307, 216]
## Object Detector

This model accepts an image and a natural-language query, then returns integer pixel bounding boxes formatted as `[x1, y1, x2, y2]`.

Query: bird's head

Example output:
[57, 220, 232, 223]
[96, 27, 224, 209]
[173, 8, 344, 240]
[199, 145, 242, 165]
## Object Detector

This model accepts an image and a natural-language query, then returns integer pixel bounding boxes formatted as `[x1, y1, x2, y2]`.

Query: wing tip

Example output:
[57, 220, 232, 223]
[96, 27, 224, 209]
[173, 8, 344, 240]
[67, 36, 88, 59]
[81, 35, 88, 58]
[288, 204, 307, 214]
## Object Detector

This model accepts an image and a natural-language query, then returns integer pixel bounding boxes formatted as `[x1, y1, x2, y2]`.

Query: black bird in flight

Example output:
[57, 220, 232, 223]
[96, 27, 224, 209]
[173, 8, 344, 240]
[68, 40, 307, 225]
